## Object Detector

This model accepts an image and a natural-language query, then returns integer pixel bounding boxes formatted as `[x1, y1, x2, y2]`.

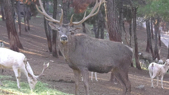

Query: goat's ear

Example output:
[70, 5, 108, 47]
[48, 22, 59, 31]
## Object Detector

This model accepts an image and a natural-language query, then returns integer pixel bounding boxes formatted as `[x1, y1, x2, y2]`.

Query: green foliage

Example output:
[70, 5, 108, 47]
[68, 4, 105, 25]
[138, 0, 169, 20]
[0, 75, 72, 95]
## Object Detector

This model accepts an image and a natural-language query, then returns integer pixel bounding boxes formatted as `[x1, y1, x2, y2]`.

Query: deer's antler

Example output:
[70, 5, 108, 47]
[36, 0, 105, 26]
[69, 0, 106, 26]
[36, 0, 63, 25]
[37, 63, 49, 78]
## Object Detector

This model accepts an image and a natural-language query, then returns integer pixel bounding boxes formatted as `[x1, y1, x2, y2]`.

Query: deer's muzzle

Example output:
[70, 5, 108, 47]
[61, 36, 68, 41]
[60, 35, 68, 44]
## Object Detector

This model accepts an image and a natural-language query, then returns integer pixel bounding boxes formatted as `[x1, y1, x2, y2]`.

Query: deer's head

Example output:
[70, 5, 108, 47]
[26, 62, 49, 90]
[36, 0, 105, 45]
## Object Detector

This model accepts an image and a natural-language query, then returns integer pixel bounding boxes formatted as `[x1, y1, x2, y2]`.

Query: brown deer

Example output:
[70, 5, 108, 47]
[15, 1, 33, 35]
[36, 0, 132, 95]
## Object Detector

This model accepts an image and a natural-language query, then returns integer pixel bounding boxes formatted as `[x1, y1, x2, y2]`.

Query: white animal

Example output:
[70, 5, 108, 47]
[148, 59, 169, 89]
[82, 72, 98, 81]
[155, 58, 164, 64]
[158, 59, 164, 64]
[91, 72, 98, 81]
[0, 48, 49, 90]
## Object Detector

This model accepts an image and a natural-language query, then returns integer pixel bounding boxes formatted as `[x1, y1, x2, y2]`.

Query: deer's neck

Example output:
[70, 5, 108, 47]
[25, 62, 37, 78]
[59, 42, 70, 60]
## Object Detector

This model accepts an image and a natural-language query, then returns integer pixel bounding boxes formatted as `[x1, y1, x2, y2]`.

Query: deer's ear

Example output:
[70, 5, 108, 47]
[48, 22, 59, 30]
[28, 73, 36, 81]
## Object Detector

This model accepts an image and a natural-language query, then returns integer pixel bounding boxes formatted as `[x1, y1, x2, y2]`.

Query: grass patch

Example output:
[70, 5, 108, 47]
[0, 75, 72, 95]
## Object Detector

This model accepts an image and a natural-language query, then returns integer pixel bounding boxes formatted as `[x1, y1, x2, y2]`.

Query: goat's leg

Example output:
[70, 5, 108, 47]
[161, 76, 164, 89]
[73, 70, 80, 95]
[156, 76, 159, 87]
[81, 69, 89, 95]
[94, 72, 98, 81]
[12, 67, 20, 89]
[91, 72, 93, 81]
[149, 71, 154, 88]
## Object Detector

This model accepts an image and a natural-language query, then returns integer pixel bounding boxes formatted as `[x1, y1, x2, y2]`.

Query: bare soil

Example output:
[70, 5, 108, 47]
[0, 15, 169, 95]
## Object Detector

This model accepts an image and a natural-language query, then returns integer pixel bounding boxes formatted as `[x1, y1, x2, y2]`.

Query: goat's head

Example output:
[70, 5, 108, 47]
[165, 59, 169, 66]
[36, 0, 105, 45]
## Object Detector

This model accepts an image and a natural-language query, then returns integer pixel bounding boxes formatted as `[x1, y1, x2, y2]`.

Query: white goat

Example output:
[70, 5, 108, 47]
[91, 72, 98, 81]
[82, 72, 98, 81]
[0, 48, 49, 90]
[148, 59, 169, 89]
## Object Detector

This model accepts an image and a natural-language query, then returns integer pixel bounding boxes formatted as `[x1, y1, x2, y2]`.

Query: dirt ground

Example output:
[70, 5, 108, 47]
[0, 15, 169, 95]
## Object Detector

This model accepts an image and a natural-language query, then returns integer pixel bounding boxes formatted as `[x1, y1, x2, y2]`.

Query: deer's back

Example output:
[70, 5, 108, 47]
[68, 33, 132, 73]
[0, 48, 25, 68]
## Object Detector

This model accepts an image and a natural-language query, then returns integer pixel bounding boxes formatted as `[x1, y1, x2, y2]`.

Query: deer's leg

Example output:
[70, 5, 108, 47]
[115, 72, 127, 95]
[81, 68, 89, 95]
[114, 68, 131, 95]
[28, 20, 30, 31]
[110, 70, 118, 84]
[73, 70, 80, 95]
[12, 67, 20, 89]
[24, 16, 27, 32]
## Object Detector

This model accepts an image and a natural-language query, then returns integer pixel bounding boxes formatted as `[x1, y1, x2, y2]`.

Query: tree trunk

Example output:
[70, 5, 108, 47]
[1, 1, 5, 21]
[129, 20, 132, 46]
[167, 43, 169, 59]
[52, 0, 58, 58]
[150, 18, 154, 39]
[158, 28, 161, 47]
[99, 5, 105, 39]
[43, 0, 52, 52]
[82, 23, 86, 33]
[95, 20, 99, 38]
[16, 1, 22, 36]
[132, 7, 141, 70]
[146, 19, 150, 52]
[146, 19, 154, 59]
[62, 0, 69, 23]
[154, 18, 160, 60]
[4, 0, 23, 51]
[106, 0, 121, 42]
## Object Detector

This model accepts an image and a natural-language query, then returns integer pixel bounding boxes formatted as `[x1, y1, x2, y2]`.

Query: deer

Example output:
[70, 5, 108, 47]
[0, 47, 49, 90]
[36, 0, 133, 95]
[15, 1, 32, 35]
